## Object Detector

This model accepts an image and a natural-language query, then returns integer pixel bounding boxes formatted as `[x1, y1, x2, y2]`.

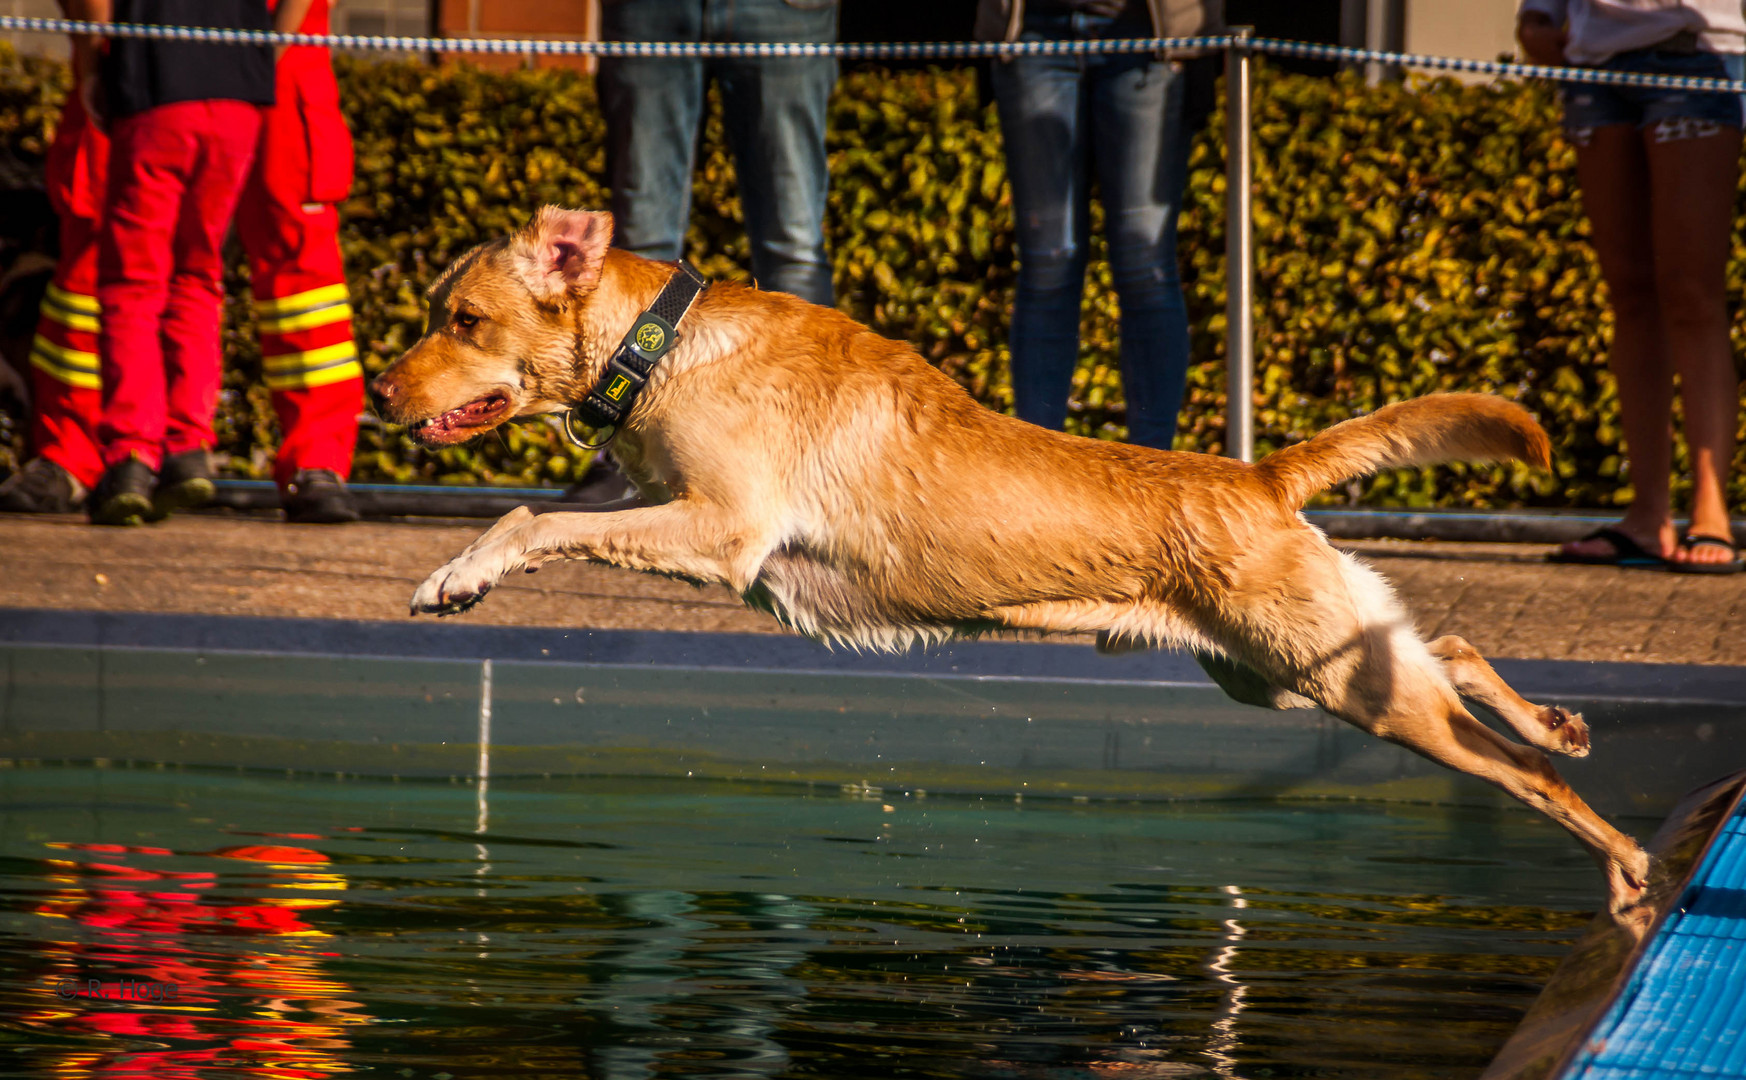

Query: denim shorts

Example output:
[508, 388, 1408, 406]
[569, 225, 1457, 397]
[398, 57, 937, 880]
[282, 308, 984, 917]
[1560, 48, 1745, 145]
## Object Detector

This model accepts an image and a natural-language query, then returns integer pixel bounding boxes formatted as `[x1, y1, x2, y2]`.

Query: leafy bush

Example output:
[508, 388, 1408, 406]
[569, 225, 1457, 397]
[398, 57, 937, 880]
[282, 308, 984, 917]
[0, 47, 1740, 509]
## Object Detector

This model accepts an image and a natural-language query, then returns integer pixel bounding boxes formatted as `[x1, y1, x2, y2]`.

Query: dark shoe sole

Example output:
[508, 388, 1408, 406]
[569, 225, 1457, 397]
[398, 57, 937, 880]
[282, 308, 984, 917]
[284, 503, 361, 525]
[1547, 526, 1670, 570]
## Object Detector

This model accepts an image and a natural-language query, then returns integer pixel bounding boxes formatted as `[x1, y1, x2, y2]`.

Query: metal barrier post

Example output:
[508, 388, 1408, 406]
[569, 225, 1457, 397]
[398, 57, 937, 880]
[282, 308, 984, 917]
[1224, 26, 1255, 462]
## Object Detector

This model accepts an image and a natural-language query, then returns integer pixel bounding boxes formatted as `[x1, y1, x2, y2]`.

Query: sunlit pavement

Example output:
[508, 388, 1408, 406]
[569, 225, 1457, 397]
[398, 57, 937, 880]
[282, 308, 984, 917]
[1, 513, 1743, 666]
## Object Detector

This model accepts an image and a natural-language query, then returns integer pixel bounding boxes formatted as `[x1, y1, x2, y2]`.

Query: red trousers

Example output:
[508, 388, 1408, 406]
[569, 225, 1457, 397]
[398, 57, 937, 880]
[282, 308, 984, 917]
[236, 50, 362, 487]
[96, 99, 263, 471]
[31, 65, 361, 491]
[29, 91, 107, 489]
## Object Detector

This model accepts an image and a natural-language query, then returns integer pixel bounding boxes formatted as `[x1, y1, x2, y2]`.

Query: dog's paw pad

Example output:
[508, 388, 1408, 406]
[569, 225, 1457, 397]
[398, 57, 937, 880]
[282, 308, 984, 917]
[1542, 706, 1590, 757]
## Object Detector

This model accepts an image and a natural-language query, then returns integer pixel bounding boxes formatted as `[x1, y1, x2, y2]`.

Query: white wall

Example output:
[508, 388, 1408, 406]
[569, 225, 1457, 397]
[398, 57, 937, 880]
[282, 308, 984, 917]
[1405, 0, 1522, 77]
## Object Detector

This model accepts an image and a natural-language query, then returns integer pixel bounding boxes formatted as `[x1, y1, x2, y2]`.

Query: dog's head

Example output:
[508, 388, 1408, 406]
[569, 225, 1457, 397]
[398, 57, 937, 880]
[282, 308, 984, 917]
[371, 206, 614, 445]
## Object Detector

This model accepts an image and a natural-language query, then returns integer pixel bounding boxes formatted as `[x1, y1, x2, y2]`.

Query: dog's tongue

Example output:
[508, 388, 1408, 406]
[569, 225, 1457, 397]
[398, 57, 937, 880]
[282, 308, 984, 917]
[449, 397, 499, 423]
[427, 394, 503, 437]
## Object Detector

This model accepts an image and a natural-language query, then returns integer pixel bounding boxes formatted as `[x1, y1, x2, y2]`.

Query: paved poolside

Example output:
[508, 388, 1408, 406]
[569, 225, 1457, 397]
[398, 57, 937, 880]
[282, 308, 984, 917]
[0, 511, 1743, 667]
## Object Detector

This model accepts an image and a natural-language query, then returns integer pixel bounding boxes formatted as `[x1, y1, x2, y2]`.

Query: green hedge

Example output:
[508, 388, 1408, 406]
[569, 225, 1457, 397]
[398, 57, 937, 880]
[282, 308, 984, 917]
[0, 48, 1741, 509]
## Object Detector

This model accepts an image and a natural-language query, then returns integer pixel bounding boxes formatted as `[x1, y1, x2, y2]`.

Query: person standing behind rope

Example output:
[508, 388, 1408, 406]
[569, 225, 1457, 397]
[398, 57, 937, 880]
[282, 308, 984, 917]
[1523, 0, 1745, 573]
[74, 0, 292, 527]
[0, 11, 110, 515]
[597, 0, 839, 307]
[0, 0, 362, 523]
[976, 0, 1222, 451]
[235, 0, 362, 523]
[576, 0, 839, 508]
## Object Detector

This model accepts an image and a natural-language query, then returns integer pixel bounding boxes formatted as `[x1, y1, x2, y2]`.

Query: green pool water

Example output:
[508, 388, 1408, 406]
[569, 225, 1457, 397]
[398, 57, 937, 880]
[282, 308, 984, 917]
[0, 766, 1619, 1080]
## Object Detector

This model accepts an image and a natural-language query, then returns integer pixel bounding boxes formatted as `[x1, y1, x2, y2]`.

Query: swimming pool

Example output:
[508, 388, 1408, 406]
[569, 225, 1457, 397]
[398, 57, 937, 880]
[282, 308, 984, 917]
[1, 609, 1739, 1079]
[1, 765, 1606, 1080]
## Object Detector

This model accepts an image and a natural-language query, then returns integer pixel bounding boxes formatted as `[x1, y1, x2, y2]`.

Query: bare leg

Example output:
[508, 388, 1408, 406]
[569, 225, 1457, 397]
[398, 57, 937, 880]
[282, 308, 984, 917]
[1645, 125, 1742, 565]
[1560, 125, 1678, 561]
[1428, 635, 1589, 756]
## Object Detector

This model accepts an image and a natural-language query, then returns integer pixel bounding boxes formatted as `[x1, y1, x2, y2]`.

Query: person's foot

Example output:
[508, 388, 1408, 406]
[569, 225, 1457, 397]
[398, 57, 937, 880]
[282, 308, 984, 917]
[152, 449, 215, 517]
[88, 457, 158, 527]
[1552, 520, 1675, 566]
[0, 457, 87, 513]
[1673, 529, 1743, 573]
[282, 468, 360, 524]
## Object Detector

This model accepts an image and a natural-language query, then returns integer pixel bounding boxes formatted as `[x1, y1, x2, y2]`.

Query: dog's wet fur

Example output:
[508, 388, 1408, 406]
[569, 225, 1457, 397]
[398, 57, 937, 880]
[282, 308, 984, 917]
[373, 206, 1651, 924]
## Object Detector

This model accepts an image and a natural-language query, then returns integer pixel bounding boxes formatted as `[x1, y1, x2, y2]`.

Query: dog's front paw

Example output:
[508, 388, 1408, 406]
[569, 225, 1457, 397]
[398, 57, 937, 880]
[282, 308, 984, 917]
[410, 552, 510, 616]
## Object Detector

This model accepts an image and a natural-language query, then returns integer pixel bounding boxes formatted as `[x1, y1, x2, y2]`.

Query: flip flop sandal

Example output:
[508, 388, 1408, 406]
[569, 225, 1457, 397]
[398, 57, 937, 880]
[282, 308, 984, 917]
[1672, 533, 1744, 575]
[1547, 526, 1669, 569]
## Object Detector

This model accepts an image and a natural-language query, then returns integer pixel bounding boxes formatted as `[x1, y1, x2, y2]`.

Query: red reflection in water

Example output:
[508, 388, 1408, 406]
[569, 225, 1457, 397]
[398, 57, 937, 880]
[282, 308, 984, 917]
[20, 840, 368, 1078]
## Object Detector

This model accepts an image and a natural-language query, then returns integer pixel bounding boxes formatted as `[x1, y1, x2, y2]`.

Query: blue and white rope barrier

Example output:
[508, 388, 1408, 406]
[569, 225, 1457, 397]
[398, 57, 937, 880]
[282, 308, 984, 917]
[1, 16, 1744, 94]
[3, 14, 1736, 463]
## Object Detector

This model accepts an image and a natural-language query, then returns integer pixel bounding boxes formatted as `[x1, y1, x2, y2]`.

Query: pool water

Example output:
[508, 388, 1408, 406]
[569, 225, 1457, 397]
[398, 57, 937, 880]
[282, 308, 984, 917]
[0, 766, 1616, 1080]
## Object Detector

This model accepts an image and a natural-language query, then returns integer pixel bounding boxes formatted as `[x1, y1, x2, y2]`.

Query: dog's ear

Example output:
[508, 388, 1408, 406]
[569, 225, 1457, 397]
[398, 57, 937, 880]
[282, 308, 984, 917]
[510, 206, 613, 303]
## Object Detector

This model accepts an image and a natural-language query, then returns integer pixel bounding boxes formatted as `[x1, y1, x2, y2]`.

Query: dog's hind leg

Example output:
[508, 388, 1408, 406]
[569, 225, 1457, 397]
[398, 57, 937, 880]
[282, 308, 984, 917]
[411, 502, 768, 615]
[1428, 635, 1590, 757]
[1338, 667, 1646, 918]
[1269, 613, 1650, 919]
[1210, 544, 1646, 919]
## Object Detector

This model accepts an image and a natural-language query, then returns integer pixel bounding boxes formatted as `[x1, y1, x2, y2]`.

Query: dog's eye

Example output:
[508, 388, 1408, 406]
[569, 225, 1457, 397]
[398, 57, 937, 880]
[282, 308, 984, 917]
[454, 311, 481, 330]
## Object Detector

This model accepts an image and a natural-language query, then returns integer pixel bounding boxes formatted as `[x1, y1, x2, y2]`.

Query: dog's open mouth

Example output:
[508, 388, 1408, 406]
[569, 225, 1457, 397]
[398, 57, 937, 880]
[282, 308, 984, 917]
[407, 391, 514, 444]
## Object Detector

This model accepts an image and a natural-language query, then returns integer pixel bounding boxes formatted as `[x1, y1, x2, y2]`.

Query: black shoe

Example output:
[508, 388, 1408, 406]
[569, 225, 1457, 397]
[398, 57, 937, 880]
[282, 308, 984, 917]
[0, 457, 87, 513]
[152, 449, 215, 517]
[282, 468, 360, 524]
[558, 456, 643, 510]
[88, 457, 157, 526]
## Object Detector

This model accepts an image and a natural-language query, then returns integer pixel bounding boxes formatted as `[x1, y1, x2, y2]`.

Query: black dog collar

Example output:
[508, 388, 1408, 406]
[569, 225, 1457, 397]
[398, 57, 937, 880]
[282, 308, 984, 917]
[564, 260, 709, 446]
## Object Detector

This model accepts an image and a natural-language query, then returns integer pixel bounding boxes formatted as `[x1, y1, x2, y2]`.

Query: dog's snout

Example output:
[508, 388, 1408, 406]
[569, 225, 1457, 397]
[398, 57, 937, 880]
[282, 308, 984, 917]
[369, 373, 399, 412]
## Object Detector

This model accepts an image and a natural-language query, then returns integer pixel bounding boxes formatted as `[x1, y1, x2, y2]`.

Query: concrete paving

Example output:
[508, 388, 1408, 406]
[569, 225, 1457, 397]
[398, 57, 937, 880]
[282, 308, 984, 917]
[1, 510, 1743, 667]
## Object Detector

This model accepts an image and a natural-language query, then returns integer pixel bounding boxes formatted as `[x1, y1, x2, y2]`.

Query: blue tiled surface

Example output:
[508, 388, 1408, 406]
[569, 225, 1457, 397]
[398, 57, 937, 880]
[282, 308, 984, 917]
[1567, 812, 1746, 1080]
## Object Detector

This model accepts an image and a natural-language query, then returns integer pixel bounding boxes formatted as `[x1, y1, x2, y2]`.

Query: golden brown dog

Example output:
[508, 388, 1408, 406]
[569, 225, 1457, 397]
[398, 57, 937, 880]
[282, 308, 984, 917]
[373, 206, 1649, 921]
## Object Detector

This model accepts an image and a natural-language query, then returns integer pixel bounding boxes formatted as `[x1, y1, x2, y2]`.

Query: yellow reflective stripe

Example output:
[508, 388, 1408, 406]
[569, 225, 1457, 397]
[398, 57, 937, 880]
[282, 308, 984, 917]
[264, 359, 362, 391]
[41, 301, 100, 334]
[262, 340, 357, 374]
[30, 334, 99, 373]
[253, 283, 349, 317]
[257, 302, 353, 335]
[30, 337, 101, 389]
[45, 282, 99, 315]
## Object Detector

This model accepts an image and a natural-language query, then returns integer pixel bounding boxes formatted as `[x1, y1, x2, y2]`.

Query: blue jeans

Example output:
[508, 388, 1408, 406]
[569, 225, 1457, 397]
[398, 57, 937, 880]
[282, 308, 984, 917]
[598, 0, 838, 306]
[992, 12, 1195, 450]
[1560, 48, 1745, 141]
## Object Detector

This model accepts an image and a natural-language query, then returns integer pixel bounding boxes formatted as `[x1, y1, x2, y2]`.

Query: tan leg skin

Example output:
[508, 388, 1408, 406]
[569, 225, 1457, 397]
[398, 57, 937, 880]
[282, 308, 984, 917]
[1646, 126, 1742, 565]
[1428, 635, 1589, 757]
[410, 503, 768, 615]
[1560, 125, 1677, 562]
[1560, 123, 1742, 565]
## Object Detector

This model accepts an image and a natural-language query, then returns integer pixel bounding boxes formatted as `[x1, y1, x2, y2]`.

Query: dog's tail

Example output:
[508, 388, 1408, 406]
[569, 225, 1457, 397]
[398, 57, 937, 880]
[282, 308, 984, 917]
[1253, 393, 1551, 509]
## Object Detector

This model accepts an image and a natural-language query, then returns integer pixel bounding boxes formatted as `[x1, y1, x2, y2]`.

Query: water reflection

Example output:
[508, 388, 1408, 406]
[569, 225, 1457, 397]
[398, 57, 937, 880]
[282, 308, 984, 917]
[0, 769, 1601, 1080]
[15, 838, 365, 1077]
